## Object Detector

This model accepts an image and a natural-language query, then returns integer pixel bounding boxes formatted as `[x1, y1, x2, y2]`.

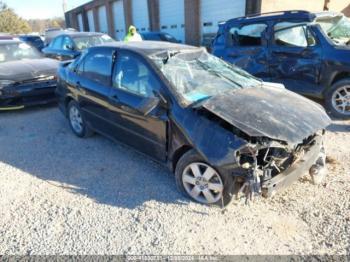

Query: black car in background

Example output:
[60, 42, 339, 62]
[212, 10, 350, 118]
[56, 41, 330, 206]
[42, 32, 115, 60]
[140, 32, 180, 43]
[0, 40, 59, 110]
[18, 35, 45, 51]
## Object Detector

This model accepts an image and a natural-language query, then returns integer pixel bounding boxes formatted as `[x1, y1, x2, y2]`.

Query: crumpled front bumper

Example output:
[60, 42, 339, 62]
[261, 135, 326, 197]
[0, 80, 57, 110]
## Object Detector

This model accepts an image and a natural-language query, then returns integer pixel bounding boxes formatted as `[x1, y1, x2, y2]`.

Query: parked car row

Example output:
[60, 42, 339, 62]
[1, 10, 347, 206]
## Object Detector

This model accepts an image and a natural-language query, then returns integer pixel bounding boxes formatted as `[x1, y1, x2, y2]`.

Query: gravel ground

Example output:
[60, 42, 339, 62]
[0, 106, 349, 255]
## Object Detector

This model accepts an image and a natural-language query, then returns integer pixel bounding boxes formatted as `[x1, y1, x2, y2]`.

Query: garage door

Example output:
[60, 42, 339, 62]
[77, 13, 83, 31]
[132, 0, 149, 33]
[98, 5, 108, 34]
[112, 0, 126, 41]
[201, 0, 246, 35]
[87, 9, 95, 32]
[159, 0, 185, 42]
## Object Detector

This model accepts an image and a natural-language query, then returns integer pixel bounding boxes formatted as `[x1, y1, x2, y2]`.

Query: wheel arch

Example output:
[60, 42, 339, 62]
[171, 145, 194, 172]
[331, 72, 350, 86]
[63, 96, 75, 116]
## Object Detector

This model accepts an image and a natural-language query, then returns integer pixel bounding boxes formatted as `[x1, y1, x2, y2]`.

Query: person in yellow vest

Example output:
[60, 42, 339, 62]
[124, 25, 142, 42]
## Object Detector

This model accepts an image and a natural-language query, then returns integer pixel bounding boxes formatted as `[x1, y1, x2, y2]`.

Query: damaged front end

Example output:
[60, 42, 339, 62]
[235, 132, 327, 202]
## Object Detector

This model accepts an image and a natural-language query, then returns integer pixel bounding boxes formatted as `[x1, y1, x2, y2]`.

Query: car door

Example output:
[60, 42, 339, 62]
[107, 50, 168, 161]
[221, 22, 270, 79]
[74, 48, 115, 136]
[269, 22, 323, 96]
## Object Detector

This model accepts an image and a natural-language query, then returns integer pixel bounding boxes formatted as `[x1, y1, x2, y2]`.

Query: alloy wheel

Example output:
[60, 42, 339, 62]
[182, 162, 224, 204]
[331, 85, 350, 116]
[69, 105, 83, 134]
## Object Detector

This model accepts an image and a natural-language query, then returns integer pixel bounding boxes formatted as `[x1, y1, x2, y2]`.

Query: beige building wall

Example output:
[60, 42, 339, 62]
[261, 0, 324, 13]
[328, 0, 350, 16]
[261, 0, 350, 16]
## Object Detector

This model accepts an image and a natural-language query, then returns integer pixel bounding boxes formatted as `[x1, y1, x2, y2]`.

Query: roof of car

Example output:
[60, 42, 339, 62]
[0, 39, 21, 45]
[95, 41, 200, 56]
[64, 32, 105, 38]
[226, 10, 321, 24]
[141, 32, 166, 35]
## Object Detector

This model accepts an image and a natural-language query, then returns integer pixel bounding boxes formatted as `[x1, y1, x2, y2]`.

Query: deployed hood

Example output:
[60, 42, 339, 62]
[0, 58, 59, 82]
[202, 85, 331, 144]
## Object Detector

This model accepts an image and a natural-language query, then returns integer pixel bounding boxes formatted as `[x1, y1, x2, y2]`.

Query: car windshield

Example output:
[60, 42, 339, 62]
[0, 42, 42, 63]
[150, 49, 262, 107]
[73, 34, 114, 50]
[316, 14, 350, 44]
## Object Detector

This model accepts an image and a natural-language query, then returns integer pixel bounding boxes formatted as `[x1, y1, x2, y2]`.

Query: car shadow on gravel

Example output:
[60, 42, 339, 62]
[326, 122, 350, 133]
[0, 107, 188, 209]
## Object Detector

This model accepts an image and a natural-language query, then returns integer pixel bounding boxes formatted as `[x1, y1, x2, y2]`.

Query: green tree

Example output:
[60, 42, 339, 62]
[0, 1, 31, 34]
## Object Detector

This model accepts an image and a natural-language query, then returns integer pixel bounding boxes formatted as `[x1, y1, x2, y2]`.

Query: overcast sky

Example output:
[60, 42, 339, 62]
[6, 0, 89, 19]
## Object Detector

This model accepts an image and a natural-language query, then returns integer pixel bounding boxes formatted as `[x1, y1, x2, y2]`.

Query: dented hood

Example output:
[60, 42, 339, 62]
[0, 58, 59, 82]
[201, 85, 331, 144]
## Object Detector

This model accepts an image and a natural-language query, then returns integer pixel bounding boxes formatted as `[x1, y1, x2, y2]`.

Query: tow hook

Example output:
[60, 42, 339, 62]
[309, 146, 327, 185]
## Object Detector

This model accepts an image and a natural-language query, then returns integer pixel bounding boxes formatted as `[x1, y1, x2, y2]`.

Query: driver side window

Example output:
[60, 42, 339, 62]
[62, 36, 74, 50]
[113, 52, 159, 98]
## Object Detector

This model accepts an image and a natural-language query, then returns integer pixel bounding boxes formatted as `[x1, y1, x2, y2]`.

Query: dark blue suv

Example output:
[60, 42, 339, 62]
[212, 10, 350, 118]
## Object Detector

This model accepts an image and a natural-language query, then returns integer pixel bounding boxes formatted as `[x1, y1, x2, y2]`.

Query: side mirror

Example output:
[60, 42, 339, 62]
[65, 44, 74, 50]
[138, 96, 160, 116]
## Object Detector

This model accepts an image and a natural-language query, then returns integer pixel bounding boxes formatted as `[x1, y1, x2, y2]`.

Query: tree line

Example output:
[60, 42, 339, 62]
[0, 1, 65, 35]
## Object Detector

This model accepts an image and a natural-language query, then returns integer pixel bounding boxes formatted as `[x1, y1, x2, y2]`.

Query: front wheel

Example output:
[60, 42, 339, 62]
[175, 150, 233, 206]
[325, 79, 350, 119]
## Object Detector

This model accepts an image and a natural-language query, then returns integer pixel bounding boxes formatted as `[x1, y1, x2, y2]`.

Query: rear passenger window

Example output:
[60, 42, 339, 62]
[274, 23, 316, 48]
[229, 23, 267, 46]
[50, 37, 62, 49]
[81, 49, 113, 85]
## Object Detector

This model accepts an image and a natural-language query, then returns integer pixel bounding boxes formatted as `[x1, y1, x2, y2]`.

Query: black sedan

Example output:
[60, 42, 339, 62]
[0, 40, 59, 110]
[56, 41, 330, 206]
[42, 32, 115, 61]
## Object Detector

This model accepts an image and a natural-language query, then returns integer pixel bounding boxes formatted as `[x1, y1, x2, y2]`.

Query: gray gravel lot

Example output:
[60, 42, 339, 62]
[0, 106, 349, 255]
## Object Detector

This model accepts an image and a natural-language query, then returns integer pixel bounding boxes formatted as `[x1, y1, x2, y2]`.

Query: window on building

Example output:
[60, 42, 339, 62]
[229, 23, 267, 46]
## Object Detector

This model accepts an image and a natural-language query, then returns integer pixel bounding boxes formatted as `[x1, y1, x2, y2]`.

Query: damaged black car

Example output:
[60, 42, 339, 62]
[0, 40, 59, 110]
[56, 42, 331, 206]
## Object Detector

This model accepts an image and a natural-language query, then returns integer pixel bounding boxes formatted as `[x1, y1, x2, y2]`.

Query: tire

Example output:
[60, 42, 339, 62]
[67, 100, 93, 138]
[324, 78, 350, 119]
[175, 149, 234, 206]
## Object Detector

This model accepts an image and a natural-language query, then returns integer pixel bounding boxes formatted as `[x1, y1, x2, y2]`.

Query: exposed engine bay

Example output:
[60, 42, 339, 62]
[235, 132, 327, 203]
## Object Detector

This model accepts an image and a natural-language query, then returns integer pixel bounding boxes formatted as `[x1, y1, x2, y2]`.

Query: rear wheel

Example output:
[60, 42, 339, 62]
[67, 100, 93, 137]
[175, 150, 233, 206]
[325, 79, 350, 119]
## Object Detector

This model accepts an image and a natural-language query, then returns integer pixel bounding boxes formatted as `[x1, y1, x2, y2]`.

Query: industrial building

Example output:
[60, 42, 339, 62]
[65, 0, 350, 46]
